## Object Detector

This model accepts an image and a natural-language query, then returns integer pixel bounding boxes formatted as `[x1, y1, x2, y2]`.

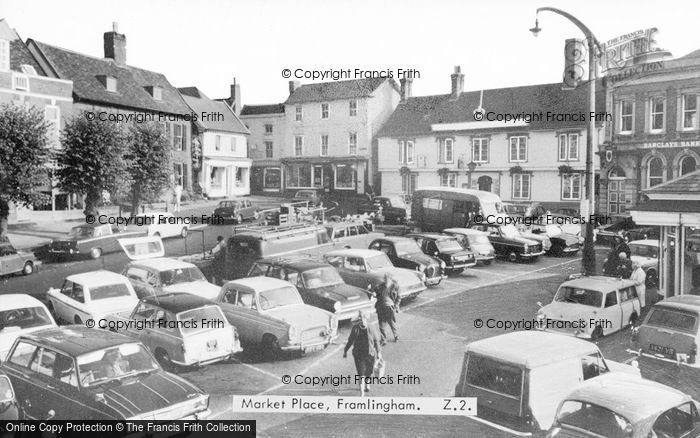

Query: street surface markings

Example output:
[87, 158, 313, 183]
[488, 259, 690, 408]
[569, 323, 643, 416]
[230, 357, 284, 381]
[257, 344, 345, 395]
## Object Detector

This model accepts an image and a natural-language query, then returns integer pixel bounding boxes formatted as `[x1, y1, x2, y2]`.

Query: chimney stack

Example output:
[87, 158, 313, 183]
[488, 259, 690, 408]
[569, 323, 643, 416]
[230, 77, 241, 115]
[400, 78, 413, 103]
[450, 65, 464, 99]
[289, 80, 300, 95]
[104, 22, 126, 66]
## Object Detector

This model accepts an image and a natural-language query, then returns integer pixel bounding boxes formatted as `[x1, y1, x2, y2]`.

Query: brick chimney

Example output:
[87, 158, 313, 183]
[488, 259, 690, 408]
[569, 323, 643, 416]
[450, 65, 464, 99]
[289, 80, 300, 95]
[104, 22, 126, 66]
[229, 77, 241, 115]
[400, 78, 413, 103]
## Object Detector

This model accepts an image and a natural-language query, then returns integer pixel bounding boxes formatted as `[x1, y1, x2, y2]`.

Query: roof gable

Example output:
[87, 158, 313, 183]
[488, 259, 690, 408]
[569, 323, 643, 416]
[0, 19, 45, 75]
[179, 87, 250, 134]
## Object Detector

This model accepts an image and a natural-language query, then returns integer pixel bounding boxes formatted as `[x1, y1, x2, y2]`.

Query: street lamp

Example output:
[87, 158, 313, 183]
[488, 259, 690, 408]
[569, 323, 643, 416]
[531, 7, 601, 275]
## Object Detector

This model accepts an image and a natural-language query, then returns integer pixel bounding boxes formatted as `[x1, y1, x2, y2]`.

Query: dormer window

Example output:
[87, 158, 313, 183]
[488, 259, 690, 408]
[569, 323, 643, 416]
[145, 86, 163, 101]
[97, 75, 118, 92]
[21, 65, 37, 76]
[0, 39, 8, 72]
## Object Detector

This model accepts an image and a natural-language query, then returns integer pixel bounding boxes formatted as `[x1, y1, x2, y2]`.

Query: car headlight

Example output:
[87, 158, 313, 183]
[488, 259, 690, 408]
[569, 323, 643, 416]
[330, 317, 338, 334]
[288, 325, 298, 342]
[439, 260, 446, 269]
[333, 302, 342, 312]
[417, 264, 426, 272]
[536, 312, 545, 321]
[193, 395, 209, 412]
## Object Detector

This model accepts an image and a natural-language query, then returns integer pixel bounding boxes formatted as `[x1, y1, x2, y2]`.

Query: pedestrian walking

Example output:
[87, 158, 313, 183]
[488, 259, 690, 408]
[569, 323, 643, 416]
[375, 274, 400, 345]
[174, 184, 183, 213]
[631, 261, 647, 307]
[343, 310, 382, 397]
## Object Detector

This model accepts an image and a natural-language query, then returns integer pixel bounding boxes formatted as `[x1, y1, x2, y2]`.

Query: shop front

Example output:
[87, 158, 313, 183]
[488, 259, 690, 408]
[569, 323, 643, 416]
[281, 157, 367, 196]
[202, 158, 251, 198]
[631, 169, 700, 298]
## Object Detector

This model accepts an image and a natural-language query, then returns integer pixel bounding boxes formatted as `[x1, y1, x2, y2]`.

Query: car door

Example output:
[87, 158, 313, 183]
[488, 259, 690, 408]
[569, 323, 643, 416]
[600, 291, 623, 335]
[618, 286, 641, 327]
[218, 287, 259, 343]
[124, 266, 150, 299]
[0, 245, 23, 274]
[244, 201, 256, 219]
[27, 347, 81, 419]
[51, 280, 75, 323]
[149, 308, 181, 361]
[67, 283, 89, 323]
[121, 302, 158, 344]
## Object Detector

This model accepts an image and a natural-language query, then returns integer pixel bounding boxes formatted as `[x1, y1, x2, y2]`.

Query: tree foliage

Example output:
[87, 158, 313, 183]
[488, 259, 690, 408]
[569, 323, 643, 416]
[124, 122, 172, 215]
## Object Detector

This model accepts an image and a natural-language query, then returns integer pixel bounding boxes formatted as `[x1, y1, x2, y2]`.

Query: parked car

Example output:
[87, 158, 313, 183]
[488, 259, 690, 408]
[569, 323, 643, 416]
[470, 223, 543, 262]
[541, 214, 584, 236]
[630, 295, 700, 367]
[47, 270, 139, 325]
[367, 237, 445, 286]
[215, 277, 337, 359]
[595, 216, 659, 248]
[0, 370, 20, 420]
[404, 233, 476, 274]
[0, 326, 211, 420]
[293, 189, 323, 207]
[323, 219, 384, 249]
[213, 199, 258, 224]
[357, 195, 408, 224]
[104, 293, 241, 370]
[323, 248, 427, 301]
[629, 239, 659, 288]
[119, 236, 220, 300]
[547, 375, 699, 438]
[0, 241, 36, 276]
[502, 202, 529, 219]
[126, 211, 188, 238]
[48, 223, 145, 259]
[248, 257, 373, 322]
[515, 225, 553, 254]
[454, 331, 640, 436]
[525, 223, 581, 256]
[537, 276, 642, 340]
[443, 228, 496, 265]
[0, 294, 57, 360]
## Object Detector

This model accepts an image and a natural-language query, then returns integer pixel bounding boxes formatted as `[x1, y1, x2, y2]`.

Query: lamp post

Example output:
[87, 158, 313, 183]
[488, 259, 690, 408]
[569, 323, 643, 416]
[531, 7, 601, 275]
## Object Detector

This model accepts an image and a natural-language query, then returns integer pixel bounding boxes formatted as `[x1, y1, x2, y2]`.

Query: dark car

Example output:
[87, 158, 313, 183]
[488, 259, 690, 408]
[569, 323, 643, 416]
[48, 223, 145, 260]
[525, 223, 581, 256]
[213, 199, 258, 224]
[368, 237, 445, 286]
[293, 189, 323, 207]
[405, 233, 476, 274]
[470, 223, 543, 262]
[0, 370, 20, 420]
[0, 241, 36, 276]
[0, 326, 210, 420]
[357, 195, 408, 225]
[596, 216, 659, 248]
[247, 257, 373, 321]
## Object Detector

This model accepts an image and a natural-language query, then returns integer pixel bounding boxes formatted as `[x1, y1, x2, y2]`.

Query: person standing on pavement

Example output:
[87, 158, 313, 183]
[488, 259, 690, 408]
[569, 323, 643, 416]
[375, 274, 400, 345]
[631, 261, 647, 307]
[615, 252, 633, 279]
[210, 235, 226, 284]
[343, 310, 382, 397]
[174, 184, 183, 213]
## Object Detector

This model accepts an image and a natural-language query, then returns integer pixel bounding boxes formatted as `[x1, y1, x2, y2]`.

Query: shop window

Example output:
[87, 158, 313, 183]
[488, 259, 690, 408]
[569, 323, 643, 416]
[287, 163, 311, 188]
[335, 164, 355, 189]
[263, 168, 281, 189]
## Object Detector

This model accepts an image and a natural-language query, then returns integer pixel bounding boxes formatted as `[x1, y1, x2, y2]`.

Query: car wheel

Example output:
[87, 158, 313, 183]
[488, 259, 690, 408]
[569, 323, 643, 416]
[22, 261, 34, 275]
[646, 270, 658, 289]
[74, 315, 82, 324]
[236, 214, 243, 224]
[591, 326, 604, 341]
[508, 252, 518, 263]
[89, 247, 102, 259]
[450, 268, 464, 275]
[628, 313, 638, 327]
[156, 348, 177, 372]
[180, 228, 188, 238]
[262, 334, 282, 362]
[482, 260, 492, 266]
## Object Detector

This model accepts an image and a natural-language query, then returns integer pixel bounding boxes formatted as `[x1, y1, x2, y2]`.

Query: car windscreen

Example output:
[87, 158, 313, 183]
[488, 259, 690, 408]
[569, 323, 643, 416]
[302, 267, 344, 288]
[178, 306, 227, 335]
[0, 306, 53, 331]
[160, 267, 206, 286]
[466, 355, 523, 399]
[68, 227, 93, 238]
[77, 343, 159, 387]
[258, 286, 302, 310]
[555, 400, 632, 438]
[90, 283, 132, 300]
[366, 254, 393, 270]
[653, 402, 698, 437]
[436, 239, 463, 252]
[629, 244, 658, 258]
[554, 287, 603, 307]
[645, 308, 698, 334]
[393, 240, 422, 256]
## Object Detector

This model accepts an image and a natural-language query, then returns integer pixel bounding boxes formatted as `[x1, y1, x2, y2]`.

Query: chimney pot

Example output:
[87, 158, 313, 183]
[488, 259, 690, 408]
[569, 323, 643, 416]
[289, 80, 300, 95]
[400, 78, 413, 102]
[230, 77, 242, 115]
[104, 23, 126, 66]
[450, 65, 464, 99]
[112, 22, 118, 33]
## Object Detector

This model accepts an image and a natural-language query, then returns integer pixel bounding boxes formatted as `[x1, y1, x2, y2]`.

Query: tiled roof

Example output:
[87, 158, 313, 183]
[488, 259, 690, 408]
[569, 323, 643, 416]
[632, 200, 700, 213]
[240, 104, 285, 116]
[285, 78, 398, 104]
[644, 169, 700, 194]
[178, 87, 250, 134]
[28, 40, 190, 115]
[0, 19, 45, 75]
[377, 81, 606, 137]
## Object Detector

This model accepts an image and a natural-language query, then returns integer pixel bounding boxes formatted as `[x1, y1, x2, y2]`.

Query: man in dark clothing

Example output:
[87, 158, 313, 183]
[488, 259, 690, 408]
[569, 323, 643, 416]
[210, 236, 226, 284]
[343, 310, 381, 396]
[375, 274, 400, 345]
[615, 252, 633, 279]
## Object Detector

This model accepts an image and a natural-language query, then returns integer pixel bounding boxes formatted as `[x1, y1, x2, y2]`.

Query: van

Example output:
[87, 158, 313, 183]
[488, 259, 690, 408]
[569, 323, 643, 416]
[454, 331, 640, 436]
[411, 187, 504, 232]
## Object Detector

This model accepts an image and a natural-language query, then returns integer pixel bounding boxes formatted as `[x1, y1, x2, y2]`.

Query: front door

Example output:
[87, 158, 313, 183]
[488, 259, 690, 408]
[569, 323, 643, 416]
[477, 176, 492, 192]
[607, 179, 626, 214]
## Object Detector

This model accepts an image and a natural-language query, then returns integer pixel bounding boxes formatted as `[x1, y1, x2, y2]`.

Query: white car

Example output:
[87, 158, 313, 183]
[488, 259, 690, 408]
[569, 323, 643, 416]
[46, 270, 139, 325]
[126, 212, 188, 239]
[0, 294, 57, 359]
[119, 236, 220, 300]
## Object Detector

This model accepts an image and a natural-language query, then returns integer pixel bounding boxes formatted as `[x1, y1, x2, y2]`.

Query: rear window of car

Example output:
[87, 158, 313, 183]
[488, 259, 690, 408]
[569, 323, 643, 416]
[178, 306, 227, 335]
[645, 308, 699, 334]
[466, 354, 523, 399]
[0, 306, 53, 330]
[90, 283, 132, 300]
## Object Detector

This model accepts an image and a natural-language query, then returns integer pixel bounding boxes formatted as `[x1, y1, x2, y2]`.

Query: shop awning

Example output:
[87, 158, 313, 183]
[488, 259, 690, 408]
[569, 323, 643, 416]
[280, 156, 368, 164]
[631, 200, 700, 226]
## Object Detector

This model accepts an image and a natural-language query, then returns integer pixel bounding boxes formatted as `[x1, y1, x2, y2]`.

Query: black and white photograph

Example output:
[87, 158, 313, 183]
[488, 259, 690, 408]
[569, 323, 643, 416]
[1, 0, 700, 436]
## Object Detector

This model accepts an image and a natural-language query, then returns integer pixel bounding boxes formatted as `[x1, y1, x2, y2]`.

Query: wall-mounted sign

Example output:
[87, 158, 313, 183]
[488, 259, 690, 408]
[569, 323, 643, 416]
[600, 28, 671, 73]
[643, 140, 700, 149]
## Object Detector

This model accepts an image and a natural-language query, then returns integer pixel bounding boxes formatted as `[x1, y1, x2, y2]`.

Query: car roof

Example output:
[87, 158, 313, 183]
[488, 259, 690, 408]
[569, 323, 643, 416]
[224, 276, 293, 290]
[255, 258, 330, 271]
[562, 375, 691, 423]
[0, 294, 46, 312]
[560, 275, 639, 292]
[374, 236, 415, 243]
[406, 233, 455, 241]
[142, 293, 217, 314]
[70, 223, 103, 229]
[444, 228, 487, 236]
[17, 325, 135, 357]
[466, 331, 600, 368]
[65, 270, 129, 286]
[127, 258, 194, 271]
[415, 186, 502, 202]
[652, 295, 700, 314]
[628, 239, 659, 247]
[325, 248, 383, 258]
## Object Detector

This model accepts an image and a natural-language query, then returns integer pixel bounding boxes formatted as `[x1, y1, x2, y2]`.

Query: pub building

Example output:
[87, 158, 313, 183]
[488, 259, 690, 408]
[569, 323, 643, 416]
[598, 48, 700, 218]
